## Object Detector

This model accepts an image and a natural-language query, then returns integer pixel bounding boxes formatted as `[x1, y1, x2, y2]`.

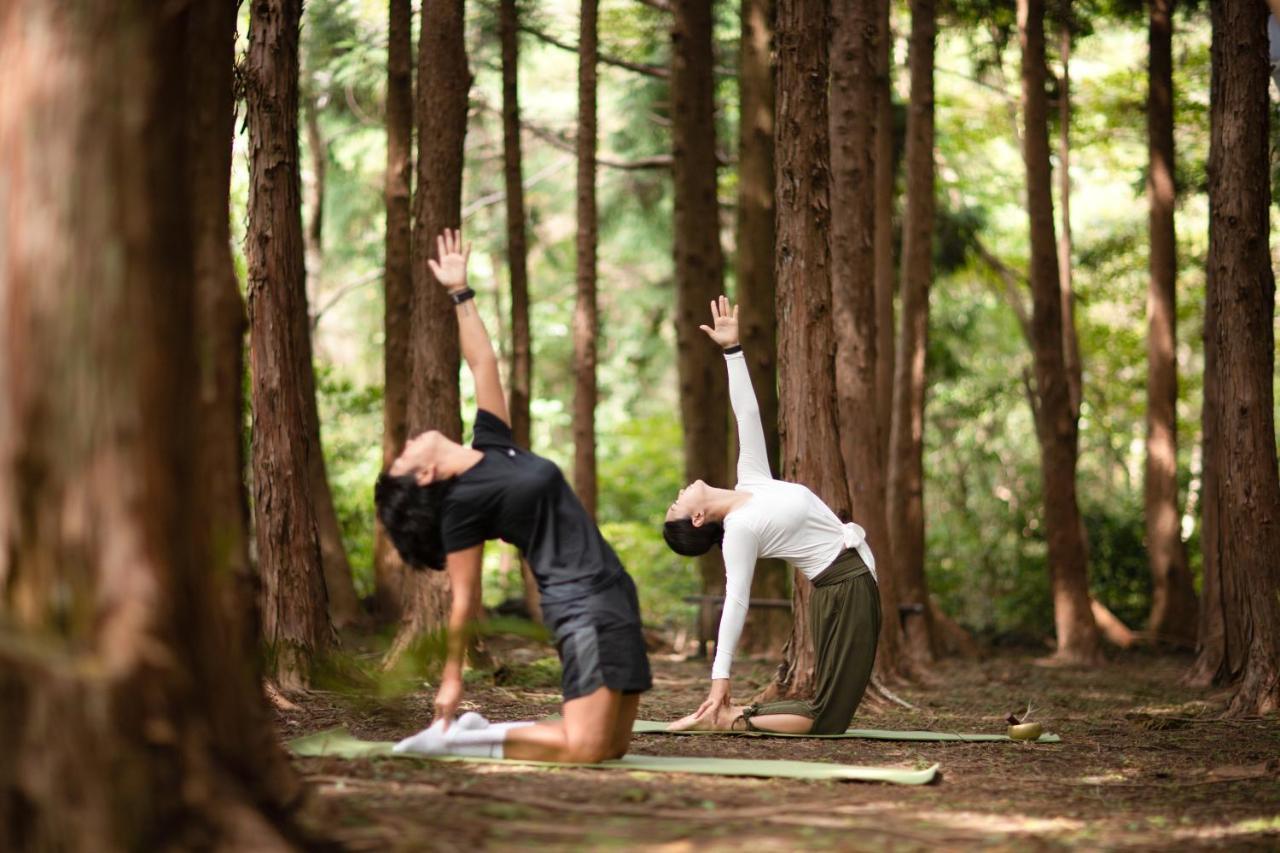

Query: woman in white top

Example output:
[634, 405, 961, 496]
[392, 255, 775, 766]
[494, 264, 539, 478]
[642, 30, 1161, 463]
[663, 296, 881, 734]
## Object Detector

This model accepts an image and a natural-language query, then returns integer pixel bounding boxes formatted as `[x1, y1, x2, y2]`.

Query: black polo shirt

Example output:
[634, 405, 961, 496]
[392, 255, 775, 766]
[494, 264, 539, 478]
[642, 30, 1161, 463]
[440, 410, 625, 613]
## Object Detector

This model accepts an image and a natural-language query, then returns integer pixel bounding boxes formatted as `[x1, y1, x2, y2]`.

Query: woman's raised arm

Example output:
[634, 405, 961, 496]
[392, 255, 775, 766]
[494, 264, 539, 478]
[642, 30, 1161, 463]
[429, 228, 511, 425]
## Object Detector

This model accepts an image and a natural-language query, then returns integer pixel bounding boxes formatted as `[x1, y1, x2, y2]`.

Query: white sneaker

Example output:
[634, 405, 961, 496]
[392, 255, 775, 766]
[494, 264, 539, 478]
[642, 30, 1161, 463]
[392, 719, 448, 755]
[452, 711, 491, 732]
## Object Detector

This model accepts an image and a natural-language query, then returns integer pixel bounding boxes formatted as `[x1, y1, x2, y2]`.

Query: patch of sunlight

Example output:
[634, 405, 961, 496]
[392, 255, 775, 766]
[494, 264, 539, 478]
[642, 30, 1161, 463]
[911, 809, 1084, 835]
[1172, 814, 1280, 841]
[1076, 772, 1130, 784]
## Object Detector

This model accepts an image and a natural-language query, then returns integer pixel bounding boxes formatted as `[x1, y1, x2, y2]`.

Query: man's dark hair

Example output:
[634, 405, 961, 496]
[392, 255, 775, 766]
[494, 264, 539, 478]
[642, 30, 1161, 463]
[662, 518, 724, 557]
[375, 473, 450, 571]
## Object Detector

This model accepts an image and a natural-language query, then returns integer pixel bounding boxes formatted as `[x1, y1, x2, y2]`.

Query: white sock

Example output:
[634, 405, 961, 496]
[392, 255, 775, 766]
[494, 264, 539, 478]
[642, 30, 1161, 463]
[443, 720, 537, 759]
[392, 719, 448, 755]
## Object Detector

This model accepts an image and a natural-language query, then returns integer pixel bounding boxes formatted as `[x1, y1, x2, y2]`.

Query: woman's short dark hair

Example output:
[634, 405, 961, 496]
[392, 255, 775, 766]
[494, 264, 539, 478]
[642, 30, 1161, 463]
[375, 473, 450, 571]
[662, 518, 724, 557]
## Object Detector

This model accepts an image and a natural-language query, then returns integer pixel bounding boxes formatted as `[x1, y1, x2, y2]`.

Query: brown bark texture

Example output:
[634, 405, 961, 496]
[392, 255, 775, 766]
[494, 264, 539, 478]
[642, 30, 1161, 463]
[887, 0, 939, 663]
[299, 87, 362, 630]
[500, 0, 543, 623]
[1056, 11, 1082, 421]
[375, 0, 415, 624]
[574, 0, 600, 516]
[0, 1, 302, 846]
[829, 0, 908, 681]
[735, 0, 790, 654]
[770, 0, 847, 699]
[388, 0, 473, 664]
[1200, 0, 1280, 716]
[672, 0, 731, 608]
[873, 0, 896, 458]
[247, 0, 334, 689]
[1017, 0, 1100, 665]
[1144, 0, 1197, 646]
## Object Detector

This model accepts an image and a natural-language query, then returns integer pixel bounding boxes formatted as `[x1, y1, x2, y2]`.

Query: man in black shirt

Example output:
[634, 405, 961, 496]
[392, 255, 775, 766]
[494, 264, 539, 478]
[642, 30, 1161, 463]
[376, 229, 651, 762]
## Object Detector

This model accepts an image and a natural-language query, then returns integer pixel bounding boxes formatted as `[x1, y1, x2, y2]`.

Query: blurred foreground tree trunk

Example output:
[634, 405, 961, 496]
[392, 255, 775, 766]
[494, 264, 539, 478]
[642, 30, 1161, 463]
[770, 0, 849, 699]
[888, 0, 939, 662]
[829, 0, 908, 682]
[247, 0, 334, 688]
[574, 0, 600, 516]
[0, 1, 304, 845]
[376, 0, 416, 624]
[1195, 0, 1280, 717]
[735, 0, 790, 655]
[1144, 0, 1197, 647]
[873, 0, 896, 457]
[500, 0, 543, 622]
[1017, 0, 1100, 665]
[387, 0, 471, 666]
[1056, 8, 1082, 421]
[672, 0, 731, 629]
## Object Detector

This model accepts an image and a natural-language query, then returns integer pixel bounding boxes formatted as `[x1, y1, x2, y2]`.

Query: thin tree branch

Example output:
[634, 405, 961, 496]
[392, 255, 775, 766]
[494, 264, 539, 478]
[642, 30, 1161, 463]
[970, 235, 1033, 347]
[461, 156, 573, 219]
[519, 23, 669, 79]
[310, 269, 383, 330]
[474, 99, 674, 170]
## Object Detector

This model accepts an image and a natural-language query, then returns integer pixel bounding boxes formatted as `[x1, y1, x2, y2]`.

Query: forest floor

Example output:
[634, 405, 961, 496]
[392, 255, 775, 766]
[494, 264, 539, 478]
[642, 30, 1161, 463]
[281, 633, 1280, 851]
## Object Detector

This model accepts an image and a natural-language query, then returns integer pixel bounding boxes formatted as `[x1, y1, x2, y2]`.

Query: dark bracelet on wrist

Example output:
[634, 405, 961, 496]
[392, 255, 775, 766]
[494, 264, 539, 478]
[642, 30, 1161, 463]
[723, 344, 743, 355]
[450, 287, 476, 305]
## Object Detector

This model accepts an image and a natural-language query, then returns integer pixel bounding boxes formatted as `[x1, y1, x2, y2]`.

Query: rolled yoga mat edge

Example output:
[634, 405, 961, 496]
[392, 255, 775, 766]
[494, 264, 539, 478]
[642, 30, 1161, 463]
[288, 727, 941, 785]
[631, 719, 1061, 743]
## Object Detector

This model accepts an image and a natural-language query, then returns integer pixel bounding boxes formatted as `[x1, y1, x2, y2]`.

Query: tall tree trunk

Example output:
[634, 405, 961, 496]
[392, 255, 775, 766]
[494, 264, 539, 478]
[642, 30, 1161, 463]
[386, 0, 471, 666]
[376, 0, 415, 625]
[500, 0, 542, 623]
[1017, 0, 1100, 664]
[0, 1, 302, 845]
[1145, 0, 1197, 646]
[247, 0, 334, 689]
[574, 0, 600, 516]
[1056, 7, 1082, 419]
[1189, 261, 1224, 685]
[672, 0, 731, 624]
[736, 0, 790, 655]
[829, 0, 908, 681]
[888, 0, 938, 662]
[770, 0, 848, 699]
[873, 0, 896, 458]
[1201, 0, 1280, 717]
[188, 0, 301, 809]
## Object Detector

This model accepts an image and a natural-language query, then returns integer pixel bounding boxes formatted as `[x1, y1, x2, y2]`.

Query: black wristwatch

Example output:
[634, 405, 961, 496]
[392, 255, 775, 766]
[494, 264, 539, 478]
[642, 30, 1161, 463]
[723, 344, 742, 355]
[450, 287, 476, 305]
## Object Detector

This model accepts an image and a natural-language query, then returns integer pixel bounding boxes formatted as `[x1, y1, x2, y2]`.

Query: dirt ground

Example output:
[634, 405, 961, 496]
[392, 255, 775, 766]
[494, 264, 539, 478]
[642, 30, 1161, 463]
[281, 635, 1280, 851]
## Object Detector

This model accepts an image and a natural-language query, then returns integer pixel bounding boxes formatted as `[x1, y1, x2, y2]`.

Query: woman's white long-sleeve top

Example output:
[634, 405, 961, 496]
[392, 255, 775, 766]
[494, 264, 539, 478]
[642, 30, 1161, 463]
[711, 350, 878, 681]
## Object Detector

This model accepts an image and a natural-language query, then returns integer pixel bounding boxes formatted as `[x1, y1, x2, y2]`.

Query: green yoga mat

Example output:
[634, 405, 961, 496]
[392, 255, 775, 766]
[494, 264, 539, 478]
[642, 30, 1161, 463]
[632, 719, 1061, 743]
[288, 727, 940, 785]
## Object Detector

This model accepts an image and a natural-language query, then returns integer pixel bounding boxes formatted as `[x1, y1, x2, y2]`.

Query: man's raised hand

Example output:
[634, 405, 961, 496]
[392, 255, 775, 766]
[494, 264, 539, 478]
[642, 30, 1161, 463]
[699, 294, 740, 349]
[427, 227, 471, 292]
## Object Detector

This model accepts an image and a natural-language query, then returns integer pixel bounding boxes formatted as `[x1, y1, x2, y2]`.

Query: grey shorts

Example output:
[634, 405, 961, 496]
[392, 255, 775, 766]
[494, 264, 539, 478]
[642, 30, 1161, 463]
[546, 573, 653, 701]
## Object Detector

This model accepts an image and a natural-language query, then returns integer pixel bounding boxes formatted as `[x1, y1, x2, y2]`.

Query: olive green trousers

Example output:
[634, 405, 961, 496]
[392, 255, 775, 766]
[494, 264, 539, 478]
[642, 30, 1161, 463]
[742, 548, 881, 734]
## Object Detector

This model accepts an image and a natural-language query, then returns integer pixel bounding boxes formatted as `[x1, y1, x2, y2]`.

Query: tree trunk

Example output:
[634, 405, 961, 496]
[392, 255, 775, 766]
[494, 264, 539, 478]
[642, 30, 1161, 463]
[736, 0, 790, 655]
[1145, 0, 1197, 646]
[1017, 0, 1100, 665]
[672, 0, 731, 619]
[829, 0, 908, 682]
[376, 0, 415, 625]
[1056, 8, 1082, 420]
[500, 0, 543, 623]
[888, 0, 938, 663]
[247, 0, 334, 689]
[574, 0, 600, 516]
[386, 0, 471, 666]
[873, 0, 896, 459]
[770, 0, 848, 699]
[1201, 0, 1280, 717]
[0, 2, 302, 844]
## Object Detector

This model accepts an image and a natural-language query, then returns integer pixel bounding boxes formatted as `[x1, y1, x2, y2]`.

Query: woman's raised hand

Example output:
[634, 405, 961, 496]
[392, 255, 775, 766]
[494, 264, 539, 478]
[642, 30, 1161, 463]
[427, 228, 471, 292]
[699, 294, 740, 349]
